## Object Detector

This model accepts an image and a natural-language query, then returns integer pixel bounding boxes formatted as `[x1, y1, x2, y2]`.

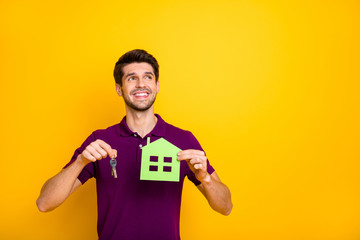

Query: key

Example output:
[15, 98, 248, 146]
[110, 158, 118, 178]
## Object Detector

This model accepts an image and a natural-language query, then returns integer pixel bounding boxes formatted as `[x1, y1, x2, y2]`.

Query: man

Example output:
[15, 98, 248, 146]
[36, 49, 232, 240]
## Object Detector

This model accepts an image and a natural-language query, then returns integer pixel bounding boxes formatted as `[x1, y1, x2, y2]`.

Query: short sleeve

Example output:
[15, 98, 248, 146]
[63, 132, 97, 184]
[184, 132, 215, 186]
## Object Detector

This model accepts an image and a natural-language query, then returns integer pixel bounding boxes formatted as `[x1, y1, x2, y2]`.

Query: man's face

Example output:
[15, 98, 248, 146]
[116, 62, 159, 112]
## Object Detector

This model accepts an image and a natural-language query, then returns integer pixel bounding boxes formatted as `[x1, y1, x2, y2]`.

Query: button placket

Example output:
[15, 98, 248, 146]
[136, 138, 147, 166]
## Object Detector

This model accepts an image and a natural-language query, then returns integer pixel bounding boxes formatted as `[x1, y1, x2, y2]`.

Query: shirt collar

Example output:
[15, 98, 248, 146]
[119, 113, 166, 137]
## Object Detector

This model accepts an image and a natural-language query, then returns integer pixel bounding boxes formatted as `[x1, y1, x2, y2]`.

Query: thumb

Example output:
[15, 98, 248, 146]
[111, 149, 117, 159]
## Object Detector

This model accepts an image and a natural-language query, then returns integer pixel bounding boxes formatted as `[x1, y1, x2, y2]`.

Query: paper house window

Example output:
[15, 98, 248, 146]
[150, 156, 158, 162]
[140, 137, 181, 182]
[149, 165, 158, 171]
[163, 166, 172, 172]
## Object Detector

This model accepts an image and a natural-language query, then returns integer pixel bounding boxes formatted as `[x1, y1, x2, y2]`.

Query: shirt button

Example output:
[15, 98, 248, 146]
[134, 134, 137, 137]
[139, 144, 143, 148]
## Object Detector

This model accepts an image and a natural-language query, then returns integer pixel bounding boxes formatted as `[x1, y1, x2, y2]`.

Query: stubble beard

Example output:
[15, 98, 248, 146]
[122, 88, 157, 112]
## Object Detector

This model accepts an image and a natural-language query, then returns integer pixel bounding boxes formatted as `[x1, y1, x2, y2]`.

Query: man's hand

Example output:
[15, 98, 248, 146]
[78, 139, 117, 165]
[177, 149, 210, 183]
[36, 139, 117, 212]
[178, 149, 233, 215]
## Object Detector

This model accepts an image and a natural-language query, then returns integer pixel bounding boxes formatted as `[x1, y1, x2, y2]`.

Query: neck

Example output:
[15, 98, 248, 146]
[125, 106, 157, 138]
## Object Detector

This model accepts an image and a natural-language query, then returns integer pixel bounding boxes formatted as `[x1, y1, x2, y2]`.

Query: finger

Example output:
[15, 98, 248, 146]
[177, 151, 205, 161]
[194, 163, 203, 170]
[178, 149, 205, 156]
[90, 142, 108, 158]
[86, 145, 103, 160]
[82, 150, 96, 162]
[195, 163, 208, 173]
[112, 149, 117, 159]
[177, 153, 194, 161]
[178, 153, 207, 162]
[190, 157, 204, 165]
[96, 140, 116, 158]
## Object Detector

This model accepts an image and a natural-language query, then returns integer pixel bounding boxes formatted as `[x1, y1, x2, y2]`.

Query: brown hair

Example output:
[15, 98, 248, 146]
[113, 49, 159, 86]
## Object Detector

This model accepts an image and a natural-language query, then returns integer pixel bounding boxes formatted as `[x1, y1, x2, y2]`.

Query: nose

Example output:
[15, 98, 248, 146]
[136, 77, 145, 88]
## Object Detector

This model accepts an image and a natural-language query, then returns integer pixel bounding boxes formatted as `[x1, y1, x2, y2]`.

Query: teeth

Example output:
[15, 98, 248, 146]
[134, 93, 148, 97]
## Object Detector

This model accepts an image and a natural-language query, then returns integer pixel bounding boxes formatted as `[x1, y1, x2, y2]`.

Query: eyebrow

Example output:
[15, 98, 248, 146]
[125, 72, 136, 79]
[144, 72, 154, 76]
[124, 72, 154, 79]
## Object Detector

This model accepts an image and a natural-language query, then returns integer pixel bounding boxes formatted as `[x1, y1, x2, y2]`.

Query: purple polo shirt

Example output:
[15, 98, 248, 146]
[65, 114, 215, 240]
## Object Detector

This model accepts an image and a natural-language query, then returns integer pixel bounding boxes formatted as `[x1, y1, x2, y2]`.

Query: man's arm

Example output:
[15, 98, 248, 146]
[36, 140, 117, 212]
[196, 171, 232, 215]
[36, 157, 87, 212]
[177, 150, 233, 216]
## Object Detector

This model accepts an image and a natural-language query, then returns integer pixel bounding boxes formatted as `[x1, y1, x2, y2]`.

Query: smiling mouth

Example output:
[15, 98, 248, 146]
[133, 91, 150, 99]
[134, 92, 149, 97]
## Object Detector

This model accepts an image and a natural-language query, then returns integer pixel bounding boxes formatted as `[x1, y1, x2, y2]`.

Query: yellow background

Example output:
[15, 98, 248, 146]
[1, 0, 359, 239]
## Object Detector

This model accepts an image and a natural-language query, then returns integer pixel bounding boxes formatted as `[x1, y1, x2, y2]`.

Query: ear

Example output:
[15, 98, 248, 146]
[115, 83, 122, 96]
[156, 80, 160, 94]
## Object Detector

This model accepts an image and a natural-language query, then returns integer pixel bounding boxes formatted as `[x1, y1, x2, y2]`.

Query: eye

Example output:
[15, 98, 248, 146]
[144, 75, 153, 80]
[128, 76, 135, 81]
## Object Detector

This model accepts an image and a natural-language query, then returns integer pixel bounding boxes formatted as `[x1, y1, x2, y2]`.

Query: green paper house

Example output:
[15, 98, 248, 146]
[140, 137, 181, 182]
